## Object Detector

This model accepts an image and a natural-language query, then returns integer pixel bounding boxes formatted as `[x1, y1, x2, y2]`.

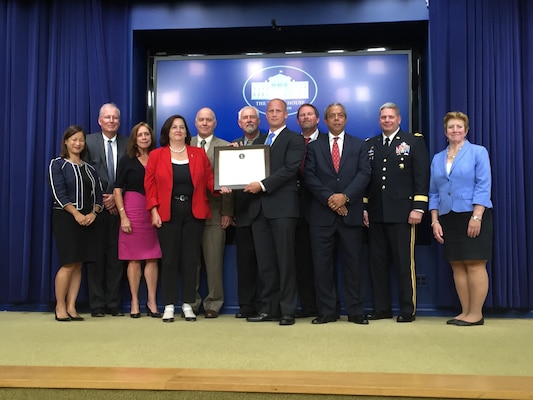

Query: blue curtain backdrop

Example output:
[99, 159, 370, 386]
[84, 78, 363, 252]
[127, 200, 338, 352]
[428, 0, 533, 308]
[2, 0, 533, 310]
[0, 0, 130, 307]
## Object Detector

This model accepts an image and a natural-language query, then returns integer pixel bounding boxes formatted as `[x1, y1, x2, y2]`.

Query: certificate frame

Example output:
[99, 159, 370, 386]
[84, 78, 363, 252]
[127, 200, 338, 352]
[214, 145, 270, 190]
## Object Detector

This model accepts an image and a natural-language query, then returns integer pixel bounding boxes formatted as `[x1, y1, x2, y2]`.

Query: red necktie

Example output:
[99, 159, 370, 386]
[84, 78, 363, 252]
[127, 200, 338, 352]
[300, 137, 311, 172]
[332, 137, 340, 173]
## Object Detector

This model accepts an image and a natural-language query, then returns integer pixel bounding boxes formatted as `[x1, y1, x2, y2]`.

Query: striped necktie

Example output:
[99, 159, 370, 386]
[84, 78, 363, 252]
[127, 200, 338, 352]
[106, 139, 115, 188]
[332, 137, 340, 173]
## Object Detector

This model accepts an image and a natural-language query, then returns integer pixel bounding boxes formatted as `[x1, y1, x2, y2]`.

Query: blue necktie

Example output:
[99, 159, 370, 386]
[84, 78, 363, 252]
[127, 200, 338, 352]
[265, 132, 275, 146]
[107, 139, 115, 188]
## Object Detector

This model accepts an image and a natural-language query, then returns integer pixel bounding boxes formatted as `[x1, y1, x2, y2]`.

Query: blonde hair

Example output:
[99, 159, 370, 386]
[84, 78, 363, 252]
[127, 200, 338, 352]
[443, 111, 469, 132]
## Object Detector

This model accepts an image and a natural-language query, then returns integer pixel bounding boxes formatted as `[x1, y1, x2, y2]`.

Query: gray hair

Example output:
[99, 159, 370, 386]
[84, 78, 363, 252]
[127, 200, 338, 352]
[238, 106, 260, 120]
[379, 102, 400, 116]
[324, 102, 347, 118]
[99, 103, 121, 118]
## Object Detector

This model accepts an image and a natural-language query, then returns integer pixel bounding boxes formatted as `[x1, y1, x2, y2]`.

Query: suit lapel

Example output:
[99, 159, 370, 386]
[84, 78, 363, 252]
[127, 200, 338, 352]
[449, 141, 468, 175]
[319, 136, 336, 172]
[338, 135, 352, 171]
[206, 137, 216, 165]
[270, 128, 286, 149]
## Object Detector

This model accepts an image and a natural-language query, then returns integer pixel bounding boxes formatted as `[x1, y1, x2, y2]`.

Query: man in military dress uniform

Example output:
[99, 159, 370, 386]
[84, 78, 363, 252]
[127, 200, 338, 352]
[363, 102, 430, 322]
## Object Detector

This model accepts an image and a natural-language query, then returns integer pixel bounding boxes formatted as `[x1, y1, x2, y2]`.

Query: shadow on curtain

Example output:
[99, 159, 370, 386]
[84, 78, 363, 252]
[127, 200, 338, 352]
[428, 0, 533, 308]
[0, 0, 130, 306]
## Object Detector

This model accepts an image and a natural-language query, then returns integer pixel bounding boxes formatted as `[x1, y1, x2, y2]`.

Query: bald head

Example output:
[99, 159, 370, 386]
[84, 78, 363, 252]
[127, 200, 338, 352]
[195, 107, 217, 139]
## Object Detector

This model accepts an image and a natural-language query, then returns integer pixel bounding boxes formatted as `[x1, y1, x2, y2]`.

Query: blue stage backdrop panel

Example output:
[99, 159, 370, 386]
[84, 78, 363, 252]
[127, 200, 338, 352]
[153, 52, 412, 141]
[152, 51, 413, 313]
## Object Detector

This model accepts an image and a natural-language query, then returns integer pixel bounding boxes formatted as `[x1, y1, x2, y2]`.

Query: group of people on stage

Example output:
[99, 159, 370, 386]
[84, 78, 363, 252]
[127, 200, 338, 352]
[48, 100, 493, 327]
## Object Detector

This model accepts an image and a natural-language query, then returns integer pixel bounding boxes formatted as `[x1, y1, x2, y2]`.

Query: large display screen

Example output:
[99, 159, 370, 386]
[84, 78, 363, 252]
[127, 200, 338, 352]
[152, 51, 411, 142]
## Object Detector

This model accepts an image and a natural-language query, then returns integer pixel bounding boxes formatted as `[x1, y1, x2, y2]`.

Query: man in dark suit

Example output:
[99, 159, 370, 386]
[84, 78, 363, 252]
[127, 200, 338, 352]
[304, 103, 371, 325]
[232, 106, 266, 319]
[245, 98, 305, 326]
[190, 107, 233, 318]
[363, 102, 430, 323]
[84, 103, 128, 317]
[294, 103, 321, 318]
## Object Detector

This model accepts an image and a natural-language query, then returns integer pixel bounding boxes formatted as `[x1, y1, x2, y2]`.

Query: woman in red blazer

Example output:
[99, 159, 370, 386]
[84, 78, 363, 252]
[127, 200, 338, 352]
[145, 114, 215, 323]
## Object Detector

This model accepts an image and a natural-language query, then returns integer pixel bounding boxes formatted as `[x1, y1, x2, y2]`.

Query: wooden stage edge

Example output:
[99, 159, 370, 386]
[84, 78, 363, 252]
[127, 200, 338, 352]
[1, 366, 533, 399]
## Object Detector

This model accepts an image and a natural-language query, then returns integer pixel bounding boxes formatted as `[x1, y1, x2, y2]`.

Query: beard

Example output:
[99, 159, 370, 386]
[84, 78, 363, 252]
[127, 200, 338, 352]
[244, 125, 257, 135]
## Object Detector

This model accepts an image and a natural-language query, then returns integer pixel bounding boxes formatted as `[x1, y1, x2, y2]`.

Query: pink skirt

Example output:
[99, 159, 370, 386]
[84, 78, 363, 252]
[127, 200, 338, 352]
[118, 191, 162, 261]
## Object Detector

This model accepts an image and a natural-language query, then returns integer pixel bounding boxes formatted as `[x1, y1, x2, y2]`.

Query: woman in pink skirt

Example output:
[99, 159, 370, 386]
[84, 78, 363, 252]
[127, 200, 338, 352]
[114, 122, 162, 318]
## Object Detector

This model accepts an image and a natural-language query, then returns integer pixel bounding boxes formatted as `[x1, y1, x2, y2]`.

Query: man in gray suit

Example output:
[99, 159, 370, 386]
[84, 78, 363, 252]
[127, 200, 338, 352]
[190, 107, 233, 318]
[84, 103, 128, 317]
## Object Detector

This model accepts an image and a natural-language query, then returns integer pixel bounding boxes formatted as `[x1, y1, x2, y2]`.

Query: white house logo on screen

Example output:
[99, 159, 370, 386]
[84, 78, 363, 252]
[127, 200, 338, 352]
[242, 66, 318, 115]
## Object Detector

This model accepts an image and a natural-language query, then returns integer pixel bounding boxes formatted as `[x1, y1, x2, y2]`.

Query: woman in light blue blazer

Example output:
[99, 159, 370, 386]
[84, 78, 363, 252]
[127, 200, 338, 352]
[429, 112, 493, 327]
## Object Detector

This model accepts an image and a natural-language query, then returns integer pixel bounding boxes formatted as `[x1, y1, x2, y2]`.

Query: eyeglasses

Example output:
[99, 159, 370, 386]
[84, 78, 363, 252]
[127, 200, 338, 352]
[102, 116, 119, 121]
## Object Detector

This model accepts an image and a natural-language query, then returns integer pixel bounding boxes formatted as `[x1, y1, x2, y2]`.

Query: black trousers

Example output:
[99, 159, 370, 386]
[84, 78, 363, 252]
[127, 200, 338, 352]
[294, 217, 317, 313]
[310, 220, 364, 316]
[252, 212, 298, 316]
[235, 225, 259, 313]
[368, 222, 417, 316]
[87, 209, 124, 311]
[157, 198, 204, 306]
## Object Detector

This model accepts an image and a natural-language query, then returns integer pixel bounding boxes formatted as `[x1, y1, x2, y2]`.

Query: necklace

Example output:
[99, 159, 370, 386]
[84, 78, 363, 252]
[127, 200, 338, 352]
[447, 145, 462, 159]
[169, 145, 186, 153]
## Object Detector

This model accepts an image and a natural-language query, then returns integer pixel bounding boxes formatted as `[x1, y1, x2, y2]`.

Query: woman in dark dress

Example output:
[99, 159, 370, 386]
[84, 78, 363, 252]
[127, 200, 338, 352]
[114, 122, 162, 318]
[48, 125, 103, 321]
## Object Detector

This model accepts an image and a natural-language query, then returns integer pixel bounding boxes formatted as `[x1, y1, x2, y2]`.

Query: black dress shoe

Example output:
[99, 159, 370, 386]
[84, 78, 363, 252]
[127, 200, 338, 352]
[130, 313, 141, 318]
[312, 315, 337, 324]
[454, 318, 484, 326]
[397, 314, 416, 322]
[446, 318, 459, 325]
[235, 310, 253, 318]
[111, 310, 124, 317]
[67, 313, 84, 321]
[348, 315, 369, 325]
[246, 312, 280, 322]
[110, 309, 124, 317]
[365, 311, 393, 320]
[279, 314, 295, 326]
[91, 308, 105, 317]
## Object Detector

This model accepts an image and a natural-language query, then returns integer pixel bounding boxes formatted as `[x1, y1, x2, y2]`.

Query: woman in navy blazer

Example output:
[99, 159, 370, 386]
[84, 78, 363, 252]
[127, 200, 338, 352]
[48, 125, 103, 321]
[144, 115, 215, 323]
[429, 112, 493, 327]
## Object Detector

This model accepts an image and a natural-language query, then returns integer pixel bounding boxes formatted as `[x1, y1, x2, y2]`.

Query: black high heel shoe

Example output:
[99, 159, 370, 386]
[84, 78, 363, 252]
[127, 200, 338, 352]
[67, 312, 84, 321]
[55, 312, 71, 322]
[146, 304, 162, 318]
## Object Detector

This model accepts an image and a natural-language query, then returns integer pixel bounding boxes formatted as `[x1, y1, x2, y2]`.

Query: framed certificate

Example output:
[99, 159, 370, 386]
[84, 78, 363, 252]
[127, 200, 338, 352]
[214, 145, 270, 190]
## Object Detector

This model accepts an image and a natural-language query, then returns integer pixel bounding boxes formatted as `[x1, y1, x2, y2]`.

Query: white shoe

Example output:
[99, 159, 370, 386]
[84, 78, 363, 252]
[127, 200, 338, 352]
[182, 303, 197, 321]
[162, 304, 174, 323]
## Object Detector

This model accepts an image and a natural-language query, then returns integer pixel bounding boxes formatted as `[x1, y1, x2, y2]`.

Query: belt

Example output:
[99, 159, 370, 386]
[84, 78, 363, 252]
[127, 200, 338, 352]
[173, 194, 190, 202]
